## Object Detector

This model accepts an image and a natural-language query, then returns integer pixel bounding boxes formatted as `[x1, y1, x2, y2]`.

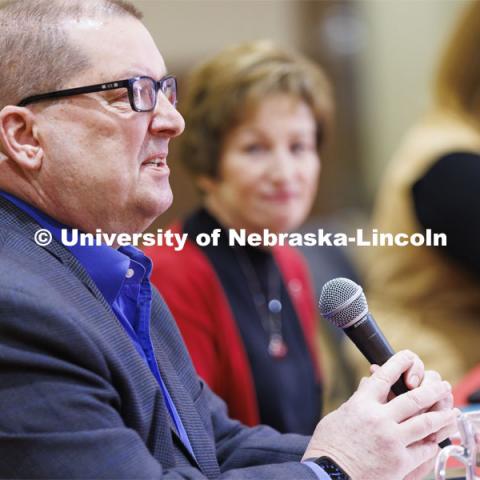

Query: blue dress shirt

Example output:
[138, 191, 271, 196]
[0, 191, 195, 460]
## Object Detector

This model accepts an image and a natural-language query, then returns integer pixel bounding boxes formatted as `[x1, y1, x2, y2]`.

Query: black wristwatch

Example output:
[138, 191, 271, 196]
[313, 456, 351, 479]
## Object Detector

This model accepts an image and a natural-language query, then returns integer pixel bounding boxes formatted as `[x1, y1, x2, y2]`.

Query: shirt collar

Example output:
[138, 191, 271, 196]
[0, 190, 135, 306]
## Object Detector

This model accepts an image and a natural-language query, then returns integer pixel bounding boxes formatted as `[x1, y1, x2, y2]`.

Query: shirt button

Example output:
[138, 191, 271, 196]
[126, 268, 135, 279]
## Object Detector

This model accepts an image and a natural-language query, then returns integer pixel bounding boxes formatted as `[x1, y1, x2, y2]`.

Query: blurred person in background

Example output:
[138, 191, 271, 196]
[364, 0, 480, 389]
[147, 40, 339, 434]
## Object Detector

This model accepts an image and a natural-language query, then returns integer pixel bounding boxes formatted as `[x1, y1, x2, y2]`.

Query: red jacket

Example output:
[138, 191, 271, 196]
[146, 222, 321, 426]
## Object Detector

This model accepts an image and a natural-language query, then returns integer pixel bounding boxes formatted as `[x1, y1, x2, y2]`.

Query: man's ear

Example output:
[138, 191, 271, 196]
[0, 106, 43, 171]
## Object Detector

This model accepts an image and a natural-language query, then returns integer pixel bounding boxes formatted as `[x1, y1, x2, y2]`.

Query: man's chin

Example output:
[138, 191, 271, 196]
[140, 193, 173, 227]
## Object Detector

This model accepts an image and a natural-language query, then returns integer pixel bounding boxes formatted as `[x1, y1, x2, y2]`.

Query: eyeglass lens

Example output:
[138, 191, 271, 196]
[132, 77, 177, 111]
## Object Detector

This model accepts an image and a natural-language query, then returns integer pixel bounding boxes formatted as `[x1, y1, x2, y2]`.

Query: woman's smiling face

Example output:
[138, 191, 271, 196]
[202, 93, 320, 234]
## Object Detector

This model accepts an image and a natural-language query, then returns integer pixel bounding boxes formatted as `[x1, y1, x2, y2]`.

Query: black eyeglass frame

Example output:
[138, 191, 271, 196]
[17, 75, 177, 112]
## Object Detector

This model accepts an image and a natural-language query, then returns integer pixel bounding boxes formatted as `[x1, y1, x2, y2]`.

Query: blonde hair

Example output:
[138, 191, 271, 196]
[0, 0, 142, 109]
[178, 40, 333, 179]
[434, 1, 480, 116]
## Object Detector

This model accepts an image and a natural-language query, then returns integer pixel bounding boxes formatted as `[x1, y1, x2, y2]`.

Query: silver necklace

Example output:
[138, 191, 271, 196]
[233, 247, 288, 359]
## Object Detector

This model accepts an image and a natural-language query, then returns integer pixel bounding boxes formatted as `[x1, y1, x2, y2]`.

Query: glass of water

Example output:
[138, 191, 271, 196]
[435, 410, 480, 480]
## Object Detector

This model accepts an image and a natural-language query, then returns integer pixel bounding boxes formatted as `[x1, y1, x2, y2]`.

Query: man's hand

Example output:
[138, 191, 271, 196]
[303, 350, 457, 480]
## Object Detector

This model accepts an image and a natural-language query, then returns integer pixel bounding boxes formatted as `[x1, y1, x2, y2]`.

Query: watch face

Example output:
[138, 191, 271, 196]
[315, 457, 350, 479]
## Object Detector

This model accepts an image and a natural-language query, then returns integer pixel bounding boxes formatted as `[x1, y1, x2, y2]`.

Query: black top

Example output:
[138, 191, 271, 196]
[412, 152, 480, 278]
[183, 208, 322, 434]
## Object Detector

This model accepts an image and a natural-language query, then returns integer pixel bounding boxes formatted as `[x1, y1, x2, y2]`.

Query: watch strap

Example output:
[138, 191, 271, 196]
[312, 456, 351, 479]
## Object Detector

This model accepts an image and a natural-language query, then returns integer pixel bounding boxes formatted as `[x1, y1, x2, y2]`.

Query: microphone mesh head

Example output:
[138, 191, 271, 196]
[319, 277, 368, 329]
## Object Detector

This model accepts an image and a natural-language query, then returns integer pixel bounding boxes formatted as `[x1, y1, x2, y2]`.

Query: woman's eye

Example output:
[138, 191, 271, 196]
[243, 144, 267, 154]
[291, 142, 306, 153]
[291, 141, 316, 154]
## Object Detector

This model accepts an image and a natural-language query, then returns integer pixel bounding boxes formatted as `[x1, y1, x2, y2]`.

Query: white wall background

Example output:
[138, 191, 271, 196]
[356, 0, 469, 197]
[133, 0, 302, 68]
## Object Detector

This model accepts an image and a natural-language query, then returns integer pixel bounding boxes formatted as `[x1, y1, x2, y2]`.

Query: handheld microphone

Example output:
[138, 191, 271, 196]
[319, 277, 451, 448]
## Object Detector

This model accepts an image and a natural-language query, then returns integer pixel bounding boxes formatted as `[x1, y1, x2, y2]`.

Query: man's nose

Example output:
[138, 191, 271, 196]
[149, 93, 185, 138]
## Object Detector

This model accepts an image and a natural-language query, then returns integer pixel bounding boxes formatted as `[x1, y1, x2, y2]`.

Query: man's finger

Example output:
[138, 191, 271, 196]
[360, 350, 416, 401]
[429, 392, 454, 415]
[400, 409, 457, 445]
[387, 380, 452, 422]
[404, 355, 425, 389]
[406, 439, 439, 475]
[404, 456, 437, 480]
[430, 421, 460, 445]
[420, 371, 452, 414]
[421, 370, 441, 385]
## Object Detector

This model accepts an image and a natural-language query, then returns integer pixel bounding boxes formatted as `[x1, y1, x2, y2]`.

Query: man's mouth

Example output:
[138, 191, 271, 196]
[142, 154, 167, 168]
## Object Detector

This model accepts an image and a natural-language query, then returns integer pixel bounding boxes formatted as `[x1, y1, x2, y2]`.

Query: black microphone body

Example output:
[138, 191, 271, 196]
[319, 277, 451, 448]
[345, 312, 408, 397]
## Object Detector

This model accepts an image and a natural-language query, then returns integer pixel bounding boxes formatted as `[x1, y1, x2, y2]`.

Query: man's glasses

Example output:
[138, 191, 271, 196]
[17, 75, 177, 112]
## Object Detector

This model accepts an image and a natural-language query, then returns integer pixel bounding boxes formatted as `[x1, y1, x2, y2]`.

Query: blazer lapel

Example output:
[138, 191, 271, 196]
[150, 298, 221, 479]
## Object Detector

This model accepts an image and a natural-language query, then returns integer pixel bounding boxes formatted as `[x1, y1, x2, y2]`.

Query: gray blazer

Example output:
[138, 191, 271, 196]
[0, 197, 316, 479]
